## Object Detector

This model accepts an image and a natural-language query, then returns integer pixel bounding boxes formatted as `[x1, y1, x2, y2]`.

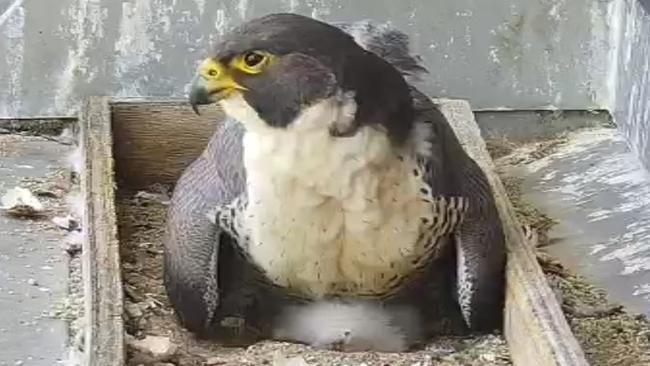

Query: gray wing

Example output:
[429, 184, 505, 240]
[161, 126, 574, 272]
[411, 87, 507, 332]
[163, 117, 246, 336]
[338, 21, 505, 331]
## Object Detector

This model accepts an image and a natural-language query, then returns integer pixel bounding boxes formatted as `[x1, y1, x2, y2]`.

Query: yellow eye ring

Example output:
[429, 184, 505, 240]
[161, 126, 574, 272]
[234, 50, 270, 74]
[244, 51, 266, 67]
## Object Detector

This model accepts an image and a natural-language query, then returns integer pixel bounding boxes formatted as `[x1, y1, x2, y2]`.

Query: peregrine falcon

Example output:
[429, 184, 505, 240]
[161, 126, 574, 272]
[164, 13, 506, 351]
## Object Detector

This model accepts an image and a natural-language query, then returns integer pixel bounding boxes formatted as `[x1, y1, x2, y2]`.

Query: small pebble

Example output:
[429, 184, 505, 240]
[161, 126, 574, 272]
[128, 335, 177, 361]
[125, 302, 143, 318]
[27, 278, 38, 286]
[481, 353, 496, 362]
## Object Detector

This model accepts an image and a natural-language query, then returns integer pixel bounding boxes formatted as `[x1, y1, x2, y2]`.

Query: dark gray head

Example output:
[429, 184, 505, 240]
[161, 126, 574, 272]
[189, 13, 415, 145]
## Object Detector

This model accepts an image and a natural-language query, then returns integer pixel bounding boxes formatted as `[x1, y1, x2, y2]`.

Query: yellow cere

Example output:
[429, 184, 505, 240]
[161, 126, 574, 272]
[197, 57, 247, 96]
[198, 58, 227, 79]
[195, 51, 275, 99]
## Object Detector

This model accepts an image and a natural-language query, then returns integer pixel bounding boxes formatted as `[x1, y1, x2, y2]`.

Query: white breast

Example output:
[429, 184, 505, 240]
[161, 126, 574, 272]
[221, 94, 461, 298]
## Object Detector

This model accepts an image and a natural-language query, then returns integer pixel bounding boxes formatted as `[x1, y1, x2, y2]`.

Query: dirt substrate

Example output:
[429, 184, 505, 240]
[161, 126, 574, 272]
[488, 136, 650, 366]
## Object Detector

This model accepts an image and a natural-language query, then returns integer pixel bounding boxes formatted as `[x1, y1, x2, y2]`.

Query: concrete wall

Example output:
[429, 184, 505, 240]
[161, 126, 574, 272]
[611, 0, 650, 169]
[0, 0, 614, 117]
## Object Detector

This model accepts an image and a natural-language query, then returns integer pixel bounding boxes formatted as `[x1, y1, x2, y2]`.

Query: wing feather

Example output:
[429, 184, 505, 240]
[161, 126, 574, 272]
[411, 87, 507, 331]
[163, 118, 246, 335]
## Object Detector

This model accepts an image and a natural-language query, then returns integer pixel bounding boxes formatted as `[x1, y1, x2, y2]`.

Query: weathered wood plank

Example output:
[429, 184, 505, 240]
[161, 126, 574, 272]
[80, 97, 125, 366]
[436, 98, 589, 366]
[111, 101, 222, 190]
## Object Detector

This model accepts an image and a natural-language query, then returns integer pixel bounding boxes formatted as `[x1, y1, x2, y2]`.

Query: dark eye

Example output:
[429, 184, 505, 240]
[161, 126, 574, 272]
[243, 51, 266, 67]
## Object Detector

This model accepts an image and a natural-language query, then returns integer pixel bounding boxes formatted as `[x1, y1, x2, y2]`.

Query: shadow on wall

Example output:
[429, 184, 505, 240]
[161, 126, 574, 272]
[612, 0, 650, 171]
[640, 0, 650, 13]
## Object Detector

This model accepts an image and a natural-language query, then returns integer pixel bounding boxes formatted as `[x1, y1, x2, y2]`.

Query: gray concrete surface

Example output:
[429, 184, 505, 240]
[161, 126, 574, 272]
[501, 127, 650, 317]
[0, 134, 71, 365]
[0, 0, 614, 118]
[475, 109, 614, 143]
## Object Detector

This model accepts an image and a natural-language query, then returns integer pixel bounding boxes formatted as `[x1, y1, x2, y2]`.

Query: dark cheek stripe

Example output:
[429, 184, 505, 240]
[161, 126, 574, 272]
[241, 53, 337, 128]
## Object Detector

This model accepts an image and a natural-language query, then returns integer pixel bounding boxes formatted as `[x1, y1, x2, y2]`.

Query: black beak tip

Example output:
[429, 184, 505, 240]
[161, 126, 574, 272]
[188, 75, 211, 116]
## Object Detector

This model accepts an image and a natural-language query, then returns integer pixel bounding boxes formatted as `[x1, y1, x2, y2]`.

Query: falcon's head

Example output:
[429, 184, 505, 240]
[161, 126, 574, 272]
[189, 13, 415, 145]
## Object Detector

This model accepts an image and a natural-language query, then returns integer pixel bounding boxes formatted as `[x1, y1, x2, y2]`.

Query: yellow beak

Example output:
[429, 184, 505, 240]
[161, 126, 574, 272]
[188, 58, 245, 115]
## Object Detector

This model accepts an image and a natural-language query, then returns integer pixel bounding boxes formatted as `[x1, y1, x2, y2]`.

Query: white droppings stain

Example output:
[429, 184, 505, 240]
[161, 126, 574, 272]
[215, 9, 227, 35]
[0, 0, 23, 27]
[115, 1, 155, 72]
[463, 25, 472, 46]
[208, 8, 229, 46]
[407, 8, 417, 26]
[237, 0, 249, 19]
[633, 283, 650, 301]
[541, 169, 558, 181]
[583, 0, 617, 109]
[159, 13, 172, 35]
[194, 0, 205, 16]
[601, 236, 650, 275]
[624, 83, 647, 155]
[54, 0, 106, 114]
[310, 7, 321, 20]
[287, 0, 299, 12]
[488, 46, 500, 64]
[590, 244, 608, 255]
[542, 49, 559, 103]
[548, 2, 561, 19]
[0, 0, 24, 116]
[623, 2, 638, 69]
[113, 0, 162, 97]
[309, 0, 331, 20]
[586, 209, 613, 222]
